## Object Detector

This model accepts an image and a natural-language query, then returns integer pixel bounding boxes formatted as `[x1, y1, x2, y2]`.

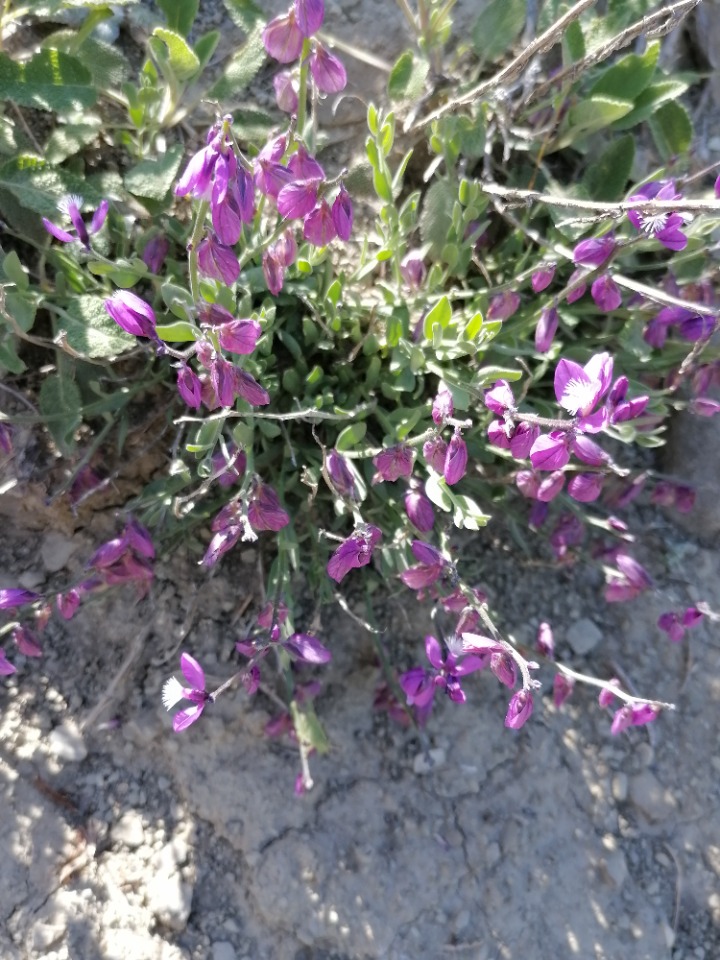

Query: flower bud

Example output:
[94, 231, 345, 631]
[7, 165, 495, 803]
[404, 489, 435, 532]
[444, 430, 468, 485]
[531, 263, 556, 292]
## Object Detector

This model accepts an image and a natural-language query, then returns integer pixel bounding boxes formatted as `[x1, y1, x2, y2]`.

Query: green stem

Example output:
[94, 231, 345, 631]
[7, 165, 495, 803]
[188, 200, 209, 303]
[296, 38, 311, 138]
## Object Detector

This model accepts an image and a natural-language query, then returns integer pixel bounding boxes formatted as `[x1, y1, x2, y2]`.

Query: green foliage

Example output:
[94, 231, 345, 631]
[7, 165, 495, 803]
[471, 0, 526, 62]
[0, 49, 96, 112]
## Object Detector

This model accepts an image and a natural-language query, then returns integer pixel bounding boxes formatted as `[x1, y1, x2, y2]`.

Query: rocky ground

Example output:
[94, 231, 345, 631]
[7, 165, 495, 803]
[1, 418, 719, 960]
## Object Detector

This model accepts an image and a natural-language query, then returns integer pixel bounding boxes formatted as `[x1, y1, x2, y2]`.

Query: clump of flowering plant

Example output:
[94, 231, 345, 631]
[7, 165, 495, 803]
[1, 0, 719, 792]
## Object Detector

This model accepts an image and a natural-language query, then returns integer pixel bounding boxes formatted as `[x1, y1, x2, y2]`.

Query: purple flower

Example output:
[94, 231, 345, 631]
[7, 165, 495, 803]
[504, 689, 533, 729]
[509, 422, 539, 460]
[197, 234, 240, 285]
[325, 449, 358, 500]
[432, 384, 454, 425]
[0, 588, 41, 610]
[484, 379, 515, 415]
[690, 397, 720, 417]
[217, 319, 262, 355]
[309, 42, 347, 93]
[274, 71, 299, 113]
[331, 185, 353, 241]
[0, 422, 12, 455]
[278, 179, 320, 219]
[43, 194, 108, 248]
[404, 488, 434, 532]
[400, 251, 426, 290]
[373, 444, 414, 483]
[627, 180, 691, 251]
[175, 138, 221, 199]
[212, 165, 255, 245]
[572, 233, 615, 268]
[262, 230, 297, 295]
[444, 429, 468, 485]
[202, 525, 242, 567]
[591, 275, 622, 312]
[490, 650, 517, 688]
[529, 431, 570, 471]
[0, 647, 16, 676]
[177, 365, 202, 408]
[566, 267, 588, 304]
[536, 622, 554, 658]
[105, 291, 157, 340]
[141, 234, 169, 273]
[327, 524, 382, 582]
[487, 291, 520, 322]
[254, 158, 293, 200]
[531, 263, 556, 293]
[554, 351, 614, 427]
[283, 632, 331, 664]
[572, 435, 608, 467]
[598, 678, 622, 708]
[715, 174, 720, 199]
[611, 703, 660, 735]
[657, 607, 703, 643]
[398, 666, 436, 724]
[56, 589, 81, 620]
[263, 10, 304, 62]
[288, 145, 325, 181]
[423, 436, 447, 472]
[568, 472, 603, 502]
[248, 481, 290, 531]
[553, 674, 574, 708]
[604, 553, 652, 603]
[162, 652, 212, 732]
[13, 625, 42, 657]
[212, 444, 246, 487]
[303, 199, 337, 246]
[295, 0, 324, 36]
[537, 470, 565, 502]
[535, 305, 558, 353]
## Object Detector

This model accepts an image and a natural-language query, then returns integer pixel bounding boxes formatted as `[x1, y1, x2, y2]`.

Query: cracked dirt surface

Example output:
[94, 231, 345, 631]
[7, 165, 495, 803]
[1, 491, 719, 960]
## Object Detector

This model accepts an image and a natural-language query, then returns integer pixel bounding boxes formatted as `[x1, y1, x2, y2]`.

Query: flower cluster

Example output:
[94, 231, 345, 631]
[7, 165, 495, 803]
[264, 0, 347, 95]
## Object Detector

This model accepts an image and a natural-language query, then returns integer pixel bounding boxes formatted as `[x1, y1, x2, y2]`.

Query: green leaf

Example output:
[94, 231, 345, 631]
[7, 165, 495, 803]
[157, 0, 198, 35]
[39, 373, 82, 455]
[0, 49, 96, 112]
[0, 339, 25, 374]
[45, 32, 129, 89]
[87, 259, 147, 287]
[209, 24, 266, 99]
[124, 144, 184, 201]
[563, 19, 585, 64]
[45, 122, 100, 163]
[387, 50, 429, 102]
[155, 320, 200, 343]
[649, 100, 692, 159]
[561, 96, 633, 144]
[290, 701, 330, 755]
[451, 494, 490, 531]
[61, 295, 136, 358]
[423, 296, 452, 340]
[611, 80, 689, 131]
[335, 422, 367, 451]
[475, 366, 523, 386]
[220, 0, 264, 32]
[151, 27, 201, 82]
[194, 30, 220, 71]
[425, 472, 453, 512]
[0, 154, 103, 216]
[1, 250, 29, 291]
[472, 0, 526, 62]
[583, 134, 635, 201]
[4, 292, 36, 333]
[590, 40, 659, 101]
[419, 178, 455, 258]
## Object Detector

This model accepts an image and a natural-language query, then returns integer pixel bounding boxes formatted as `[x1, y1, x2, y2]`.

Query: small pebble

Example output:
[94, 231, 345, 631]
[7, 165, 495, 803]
[47, 721, 87, 763]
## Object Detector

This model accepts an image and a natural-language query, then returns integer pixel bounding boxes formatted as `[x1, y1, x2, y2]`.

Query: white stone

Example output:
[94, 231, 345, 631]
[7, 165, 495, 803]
[111, 810, 145, 849]
[565, 618, 604, 655]
[47, 721, 87, 762]
[40, 532, 78, 573]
